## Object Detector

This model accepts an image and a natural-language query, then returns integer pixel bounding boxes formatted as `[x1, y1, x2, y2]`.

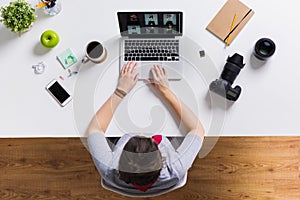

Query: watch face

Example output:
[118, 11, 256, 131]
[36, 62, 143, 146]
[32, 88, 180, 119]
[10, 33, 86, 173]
[33, 62, 46, 74]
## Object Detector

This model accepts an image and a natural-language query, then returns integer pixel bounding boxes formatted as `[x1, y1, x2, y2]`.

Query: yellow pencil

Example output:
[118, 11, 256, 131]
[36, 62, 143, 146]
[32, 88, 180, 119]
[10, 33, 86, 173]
[226, 13, 237, 46]
[36, 2, 47, 8]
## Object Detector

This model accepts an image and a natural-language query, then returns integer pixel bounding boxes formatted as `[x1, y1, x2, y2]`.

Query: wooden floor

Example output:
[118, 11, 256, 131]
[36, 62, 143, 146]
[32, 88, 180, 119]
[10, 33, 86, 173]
[0, 137, 299, 200]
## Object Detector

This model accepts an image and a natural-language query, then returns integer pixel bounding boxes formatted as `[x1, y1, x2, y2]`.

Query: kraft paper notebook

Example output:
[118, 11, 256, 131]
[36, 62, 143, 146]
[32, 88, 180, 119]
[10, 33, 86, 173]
[206, 0, 254, 45]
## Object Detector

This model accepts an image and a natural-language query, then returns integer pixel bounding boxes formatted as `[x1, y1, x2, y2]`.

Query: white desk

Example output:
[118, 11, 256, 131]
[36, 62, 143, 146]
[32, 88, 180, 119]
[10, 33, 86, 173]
[1, 0, 300, 137]
[73, 36, 225, 137]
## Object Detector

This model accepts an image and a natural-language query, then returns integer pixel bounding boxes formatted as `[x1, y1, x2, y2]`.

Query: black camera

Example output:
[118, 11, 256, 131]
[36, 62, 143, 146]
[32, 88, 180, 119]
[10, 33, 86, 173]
[209, 53, 245, 101]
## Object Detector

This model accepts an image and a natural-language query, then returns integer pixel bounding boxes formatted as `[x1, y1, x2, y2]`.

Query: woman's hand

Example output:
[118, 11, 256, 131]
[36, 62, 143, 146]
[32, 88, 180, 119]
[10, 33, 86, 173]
[145, 65, 170, 95]
[117, 62, 139, 93]
[146, 64, 204, 140]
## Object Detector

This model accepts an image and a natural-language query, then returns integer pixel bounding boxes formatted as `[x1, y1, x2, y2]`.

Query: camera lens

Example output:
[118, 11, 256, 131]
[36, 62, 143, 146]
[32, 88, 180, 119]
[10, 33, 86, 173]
[258, 41, 272, 55]
[221, 53, 245, 85]
[254, 38, 276, 60]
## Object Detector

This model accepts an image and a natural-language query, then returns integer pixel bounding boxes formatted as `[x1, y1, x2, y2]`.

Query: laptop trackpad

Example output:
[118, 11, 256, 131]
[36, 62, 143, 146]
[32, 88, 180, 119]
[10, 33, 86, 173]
[140, 62, 162, 79]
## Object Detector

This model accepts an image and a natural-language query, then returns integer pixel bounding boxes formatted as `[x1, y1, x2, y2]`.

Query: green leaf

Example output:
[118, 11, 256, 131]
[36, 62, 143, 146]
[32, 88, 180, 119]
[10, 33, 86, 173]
[0, 0, 36, 36]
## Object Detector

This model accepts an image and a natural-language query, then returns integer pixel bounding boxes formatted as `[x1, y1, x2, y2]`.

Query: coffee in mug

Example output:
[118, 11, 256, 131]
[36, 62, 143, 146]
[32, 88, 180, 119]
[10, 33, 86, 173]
[82, 41, 107, 64]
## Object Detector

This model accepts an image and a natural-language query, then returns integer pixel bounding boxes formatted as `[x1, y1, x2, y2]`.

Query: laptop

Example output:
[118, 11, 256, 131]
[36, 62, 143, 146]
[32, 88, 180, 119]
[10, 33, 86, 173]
[117, 11, 184, 80]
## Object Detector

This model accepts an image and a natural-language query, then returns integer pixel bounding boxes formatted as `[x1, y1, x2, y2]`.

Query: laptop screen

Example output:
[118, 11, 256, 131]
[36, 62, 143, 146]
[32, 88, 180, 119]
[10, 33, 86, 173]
[117, 11, 183, 37]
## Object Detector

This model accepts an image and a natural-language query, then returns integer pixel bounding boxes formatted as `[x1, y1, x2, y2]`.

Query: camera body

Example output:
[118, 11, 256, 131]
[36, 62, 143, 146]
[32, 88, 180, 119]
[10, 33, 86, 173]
[209, 53, 245, 101]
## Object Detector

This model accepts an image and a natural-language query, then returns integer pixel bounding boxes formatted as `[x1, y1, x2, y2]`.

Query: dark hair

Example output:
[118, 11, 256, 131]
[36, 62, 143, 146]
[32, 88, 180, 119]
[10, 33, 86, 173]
[119, 136, 163, 186]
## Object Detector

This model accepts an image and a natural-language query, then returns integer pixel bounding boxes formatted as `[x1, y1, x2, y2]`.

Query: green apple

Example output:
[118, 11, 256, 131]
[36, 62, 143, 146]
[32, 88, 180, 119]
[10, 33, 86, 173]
[40, 30, 60, 48]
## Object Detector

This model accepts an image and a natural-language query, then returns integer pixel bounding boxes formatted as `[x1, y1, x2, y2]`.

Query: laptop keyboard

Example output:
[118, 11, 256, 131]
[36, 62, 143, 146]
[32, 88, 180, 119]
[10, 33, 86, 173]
[124, 39, 179, 62]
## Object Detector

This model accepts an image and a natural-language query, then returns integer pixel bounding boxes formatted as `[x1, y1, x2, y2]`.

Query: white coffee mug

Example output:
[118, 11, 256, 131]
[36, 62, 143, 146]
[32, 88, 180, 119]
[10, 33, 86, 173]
[82, 41, 107, 64]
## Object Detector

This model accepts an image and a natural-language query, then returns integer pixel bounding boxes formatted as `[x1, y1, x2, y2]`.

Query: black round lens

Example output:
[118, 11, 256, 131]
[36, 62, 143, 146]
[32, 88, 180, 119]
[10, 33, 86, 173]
[258, 41, 272, 55]
[254, 38, 276, 60]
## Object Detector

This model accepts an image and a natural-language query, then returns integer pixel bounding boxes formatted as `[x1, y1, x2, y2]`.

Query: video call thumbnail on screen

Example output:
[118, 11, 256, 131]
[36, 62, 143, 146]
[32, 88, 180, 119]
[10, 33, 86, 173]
[118, 13, 181, 35]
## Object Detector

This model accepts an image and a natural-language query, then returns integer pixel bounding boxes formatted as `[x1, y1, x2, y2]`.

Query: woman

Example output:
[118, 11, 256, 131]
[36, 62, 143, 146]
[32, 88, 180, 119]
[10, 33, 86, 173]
[87, 62, 204, 197]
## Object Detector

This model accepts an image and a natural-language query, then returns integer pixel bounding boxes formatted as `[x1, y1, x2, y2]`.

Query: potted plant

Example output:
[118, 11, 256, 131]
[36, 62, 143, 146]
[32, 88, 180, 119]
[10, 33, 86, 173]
[0, 0, 36, 36]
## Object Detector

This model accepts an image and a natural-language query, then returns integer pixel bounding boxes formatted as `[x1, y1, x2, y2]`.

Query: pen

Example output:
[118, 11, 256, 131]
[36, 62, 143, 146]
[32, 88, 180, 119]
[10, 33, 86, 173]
[226, 13, 237, 46]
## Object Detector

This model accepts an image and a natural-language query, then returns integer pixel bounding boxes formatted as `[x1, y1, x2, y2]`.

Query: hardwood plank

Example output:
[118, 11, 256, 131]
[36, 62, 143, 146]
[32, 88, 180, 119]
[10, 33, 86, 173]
[274, 179, 300, 200]
[0, 137, 299, 200]
[196, 137, 300, 180]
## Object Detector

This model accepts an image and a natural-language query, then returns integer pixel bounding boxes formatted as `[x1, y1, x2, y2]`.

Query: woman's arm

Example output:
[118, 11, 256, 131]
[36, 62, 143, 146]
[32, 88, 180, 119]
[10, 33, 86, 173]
[86, 62, 139, 136]
[146, 65, 204, 140]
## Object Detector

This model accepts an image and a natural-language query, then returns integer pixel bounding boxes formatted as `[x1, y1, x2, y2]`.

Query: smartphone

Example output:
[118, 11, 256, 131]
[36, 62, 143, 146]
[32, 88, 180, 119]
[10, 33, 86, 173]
[46, 79, 72, 107]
